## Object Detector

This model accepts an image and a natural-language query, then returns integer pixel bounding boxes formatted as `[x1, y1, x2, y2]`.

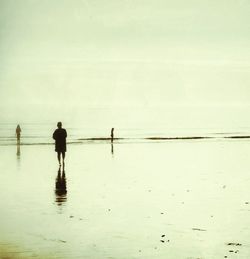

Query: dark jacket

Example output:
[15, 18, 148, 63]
[53, 128, 67, 152]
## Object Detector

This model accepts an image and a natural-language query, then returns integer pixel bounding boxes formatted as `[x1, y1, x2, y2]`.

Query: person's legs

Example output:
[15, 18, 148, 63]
[62, 152, 65, 163]
[17, 134, 20, 144]
[57, 152, 61, 165]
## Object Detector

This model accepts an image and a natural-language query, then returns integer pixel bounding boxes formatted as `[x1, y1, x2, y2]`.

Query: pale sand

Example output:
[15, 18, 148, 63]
[0, 140, 250, 258]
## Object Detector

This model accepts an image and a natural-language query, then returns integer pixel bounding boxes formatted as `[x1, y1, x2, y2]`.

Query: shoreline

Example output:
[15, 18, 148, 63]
[1, 135, 250, 146]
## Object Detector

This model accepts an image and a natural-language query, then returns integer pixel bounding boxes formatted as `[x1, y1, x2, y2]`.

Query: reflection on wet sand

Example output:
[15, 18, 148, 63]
[16, 142, 20, 157]
[111, 143, 114, 155]
[55, 166, 67, 206]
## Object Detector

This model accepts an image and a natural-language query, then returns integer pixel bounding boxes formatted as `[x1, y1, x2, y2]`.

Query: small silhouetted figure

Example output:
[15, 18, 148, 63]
[111, 128, 114, 142]
[53, 122, 67, 166]
[16, 124, 21, 143]
[55, 167, 67, 205]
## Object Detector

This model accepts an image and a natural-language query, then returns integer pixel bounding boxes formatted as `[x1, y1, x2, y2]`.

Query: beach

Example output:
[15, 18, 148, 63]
[1, 138, 250, 258]
[1, 0, 250, 257]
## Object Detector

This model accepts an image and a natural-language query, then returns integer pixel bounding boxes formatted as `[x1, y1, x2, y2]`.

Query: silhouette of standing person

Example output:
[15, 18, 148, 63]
[16, 124, 21, 143]
[53, 122, 67, 166]
[111, 128, 114, 142]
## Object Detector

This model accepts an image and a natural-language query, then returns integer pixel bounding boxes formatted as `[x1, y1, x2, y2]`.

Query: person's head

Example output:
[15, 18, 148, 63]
[57, 122, 62, 129]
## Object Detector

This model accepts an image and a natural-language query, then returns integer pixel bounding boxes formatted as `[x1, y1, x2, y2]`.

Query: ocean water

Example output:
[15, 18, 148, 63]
[1, 105, 250, 146]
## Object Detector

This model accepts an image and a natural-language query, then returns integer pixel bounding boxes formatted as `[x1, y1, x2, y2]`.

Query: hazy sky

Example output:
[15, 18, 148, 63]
[0, 0, 250, 123]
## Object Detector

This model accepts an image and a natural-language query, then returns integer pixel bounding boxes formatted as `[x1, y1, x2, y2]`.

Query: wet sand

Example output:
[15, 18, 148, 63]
[0, 139, 250, 258]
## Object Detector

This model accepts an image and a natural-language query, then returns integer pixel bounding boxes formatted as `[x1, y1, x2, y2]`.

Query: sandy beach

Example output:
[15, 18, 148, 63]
[1, 0, 250, 257]
[0, 139, 250, 258]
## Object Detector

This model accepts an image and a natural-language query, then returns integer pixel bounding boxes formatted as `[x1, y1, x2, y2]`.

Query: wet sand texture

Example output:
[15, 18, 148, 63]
[0, 140, 250, 258]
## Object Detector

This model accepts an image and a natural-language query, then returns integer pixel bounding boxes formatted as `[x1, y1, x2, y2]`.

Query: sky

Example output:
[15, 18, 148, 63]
[0, 0, 250, 125]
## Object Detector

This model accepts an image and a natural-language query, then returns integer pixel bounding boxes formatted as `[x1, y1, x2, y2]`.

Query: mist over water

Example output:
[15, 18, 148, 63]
[1, 105, 250, 147]
[1, 0, 250, 129]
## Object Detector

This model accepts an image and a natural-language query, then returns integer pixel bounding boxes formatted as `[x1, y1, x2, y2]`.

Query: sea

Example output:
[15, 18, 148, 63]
[1, 105, 250, 146]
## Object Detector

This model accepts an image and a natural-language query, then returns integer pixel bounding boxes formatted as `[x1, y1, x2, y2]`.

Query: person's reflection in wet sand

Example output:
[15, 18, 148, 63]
[111, 143, 114, 156]
[16, 142, 21, 157]
[16, 142, 21, 168]
[55, 165, 67, 206]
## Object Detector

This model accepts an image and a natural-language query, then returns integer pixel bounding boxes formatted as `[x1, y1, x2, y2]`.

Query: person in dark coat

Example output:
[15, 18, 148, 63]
[53, 122, 67, 166]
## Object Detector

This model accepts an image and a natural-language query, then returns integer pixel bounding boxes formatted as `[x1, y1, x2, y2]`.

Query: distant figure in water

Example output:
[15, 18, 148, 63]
[53, 122, 67, 166]
[16, 124, 21, 142]
[111, 128, 114, 142]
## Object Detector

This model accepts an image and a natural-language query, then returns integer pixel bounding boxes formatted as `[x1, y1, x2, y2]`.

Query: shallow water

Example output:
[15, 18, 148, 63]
[1, 121, 250, 147]
[0, 138, 250, 258]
